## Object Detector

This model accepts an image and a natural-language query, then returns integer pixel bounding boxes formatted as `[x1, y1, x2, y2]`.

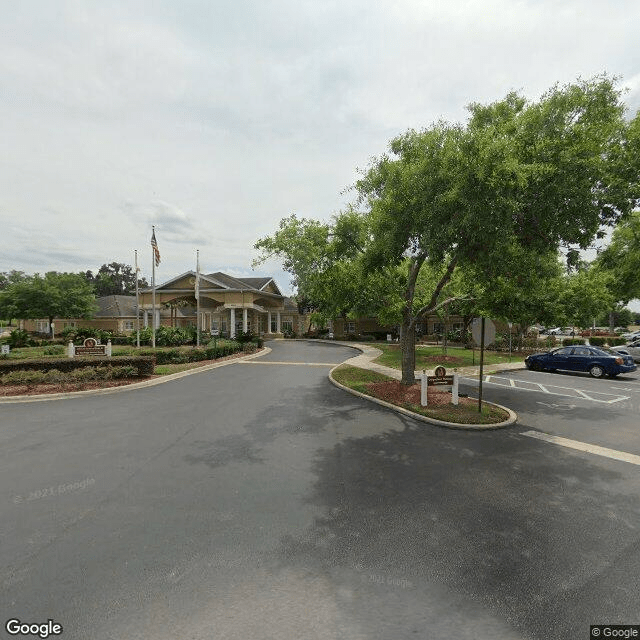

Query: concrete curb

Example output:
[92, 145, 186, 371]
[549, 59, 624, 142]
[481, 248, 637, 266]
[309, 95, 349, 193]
[328, 365, 517, 430]
[0, 347, 272, 404]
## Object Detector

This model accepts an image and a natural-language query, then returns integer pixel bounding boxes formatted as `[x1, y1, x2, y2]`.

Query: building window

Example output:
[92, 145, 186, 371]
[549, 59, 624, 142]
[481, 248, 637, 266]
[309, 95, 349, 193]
[271, 318, 277, 333]
[346, 321, 356, 334]
[432, 323, 443, 334]
[282, 319, 293, 333]
[36, 320, 49, 333]
[122, 320, 134, 331]
[63, 322, 77, 329]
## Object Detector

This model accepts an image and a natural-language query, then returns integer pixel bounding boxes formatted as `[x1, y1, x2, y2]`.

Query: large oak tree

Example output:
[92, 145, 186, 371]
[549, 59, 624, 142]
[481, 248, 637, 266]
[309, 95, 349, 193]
[256, 77, 640, 384]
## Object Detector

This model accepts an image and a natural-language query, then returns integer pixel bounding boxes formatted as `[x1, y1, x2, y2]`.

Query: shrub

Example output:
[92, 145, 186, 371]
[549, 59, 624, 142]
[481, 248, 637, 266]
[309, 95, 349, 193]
[235, 330, 255, 344]
[1, 370, 46, 385]
[0, 356, 155, 377]
[8, 329, 33, 348]
[43, 345, 65, 356]
[562, 338, 586, 346]
[358, 334, 376, 342]
[589, 337, 606, 346]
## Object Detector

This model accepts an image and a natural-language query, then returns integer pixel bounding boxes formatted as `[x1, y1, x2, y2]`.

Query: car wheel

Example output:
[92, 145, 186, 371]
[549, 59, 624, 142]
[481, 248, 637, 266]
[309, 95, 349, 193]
[589, 365, 605, 378]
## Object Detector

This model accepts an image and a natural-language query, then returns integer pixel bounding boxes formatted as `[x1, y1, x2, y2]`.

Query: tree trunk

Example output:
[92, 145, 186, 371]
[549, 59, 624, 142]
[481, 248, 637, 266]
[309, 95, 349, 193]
[400, 317, 416, 385]
[609, 310, 615, 334]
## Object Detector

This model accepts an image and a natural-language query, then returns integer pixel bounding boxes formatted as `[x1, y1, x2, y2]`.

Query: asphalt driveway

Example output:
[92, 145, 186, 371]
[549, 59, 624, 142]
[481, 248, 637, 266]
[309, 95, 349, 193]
[2, 341, 640, 640]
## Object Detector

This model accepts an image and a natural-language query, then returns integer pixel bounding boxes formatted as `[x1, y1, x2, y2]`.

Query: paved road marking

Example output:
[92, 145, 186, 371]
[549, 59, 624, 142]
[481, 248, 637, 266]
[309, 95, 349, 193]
[239, 361, 341, 367]
[521, 430, 640, 466]
[480, 375, 629, 404]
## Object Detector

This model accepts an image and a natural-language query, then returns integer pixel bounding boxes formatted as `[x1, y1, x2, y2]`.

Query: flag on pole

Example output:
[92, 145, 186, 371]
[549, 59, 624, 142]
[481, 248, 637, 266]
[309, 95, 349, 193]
[151, 228, 161, 267]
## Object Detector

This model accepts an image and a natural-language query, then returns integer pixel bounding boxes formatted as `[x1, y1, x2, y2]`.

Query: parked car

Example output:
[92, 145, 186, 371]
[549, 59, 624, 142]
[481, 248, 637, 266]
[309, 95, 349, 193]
[612, 339, 640, 363]
[621, 330, 640, 341]
[525, 345, 637, 378]
[546, 327, 562, 335]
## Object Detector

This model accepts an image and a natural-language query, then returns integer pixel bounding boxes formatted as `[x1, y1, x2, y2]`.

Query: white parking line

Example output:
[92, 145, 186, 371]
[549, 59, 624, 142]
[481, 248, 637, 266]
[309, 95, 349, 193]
[470, 375, 630, 404]
[521, 430, 640, 466]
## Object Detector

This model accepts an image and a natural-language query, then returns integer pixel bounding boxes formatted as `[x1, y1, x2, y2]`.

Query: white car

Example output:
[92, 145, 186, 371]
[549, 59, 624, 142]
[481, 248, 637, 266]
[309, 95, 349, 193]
[613, 339, 640, 363]
[621, 330, 640, 341]
[547, 327, 562, 335]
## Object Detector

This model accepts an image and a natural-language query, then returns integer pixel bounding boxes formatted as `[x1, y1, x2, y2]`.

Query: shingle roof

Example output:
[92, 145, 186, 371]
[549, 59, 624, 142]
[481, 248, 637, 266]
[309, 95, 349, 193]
[236, 277, 272, 290]
[204, 272, 275, 292]
[94, 296, 138, 317]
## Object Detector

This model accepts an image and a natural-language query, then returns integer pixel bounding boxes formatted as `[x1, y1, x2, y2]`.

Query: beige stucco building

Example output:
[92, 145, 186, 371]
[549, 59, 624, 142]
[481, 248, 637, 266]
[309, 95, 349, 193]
[139, 271, 308, 338]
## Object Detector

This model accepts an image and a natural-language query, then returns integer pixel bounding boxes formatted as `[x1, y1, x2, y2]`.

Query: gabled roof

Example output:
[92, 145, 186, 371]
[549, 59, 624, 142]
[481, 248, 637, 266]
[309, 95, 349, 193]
[238, 277, 274, 290]
[95, 296, 138, 317]
[144, 271, 283, 296]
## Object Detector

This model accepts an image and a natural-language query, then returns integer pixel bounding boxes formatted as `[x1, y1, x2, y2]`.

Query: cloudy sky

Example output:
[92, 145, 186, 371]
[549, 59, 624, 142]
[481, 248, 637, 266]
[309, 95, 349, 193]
[1, 0, 639, 307]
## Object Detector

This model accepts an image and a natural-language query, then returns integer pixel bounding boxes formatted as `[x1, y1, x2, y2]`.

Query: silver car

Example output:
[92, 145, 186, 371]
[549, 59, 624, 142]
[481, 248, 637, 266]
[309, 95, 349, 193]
[613, 339, 640, 363]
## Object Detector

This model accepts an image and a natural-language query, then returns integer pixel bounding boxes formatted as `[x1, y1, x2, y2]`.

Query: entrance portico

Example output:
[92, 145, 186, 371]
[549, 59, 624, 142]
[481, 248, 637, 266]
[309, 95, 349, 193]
[138, 271, 306, 338]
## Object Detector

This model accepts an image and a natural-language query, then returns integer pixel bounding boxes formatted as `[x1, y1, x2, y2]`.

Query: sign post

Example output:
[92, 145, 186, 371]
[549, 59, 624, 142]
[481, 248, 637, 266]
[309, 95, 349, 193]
[471, 317, 496, 414]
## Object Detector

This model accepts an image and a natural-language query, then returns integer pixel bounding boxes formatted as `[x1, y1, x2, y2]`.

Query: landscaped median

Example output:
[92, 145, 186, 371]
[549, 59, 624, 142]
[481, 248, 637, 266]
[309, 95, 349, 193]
[329, 364, 517, 429]
[0, 339, 264, 398]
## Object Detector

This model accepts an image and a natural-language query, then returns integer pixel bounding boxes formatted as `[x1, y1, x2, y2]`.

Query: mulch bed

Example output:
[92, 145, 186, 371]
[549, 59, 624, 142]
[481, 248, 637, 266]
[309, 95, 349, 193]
[366, 380, 474, 407]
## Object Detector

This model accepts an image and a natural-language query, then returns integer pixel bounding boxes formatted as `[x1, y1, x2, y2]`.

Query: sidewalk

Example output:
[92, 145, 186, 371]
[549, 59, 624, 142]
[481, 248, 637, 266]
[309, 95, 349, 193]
[343, 343, 527, 381]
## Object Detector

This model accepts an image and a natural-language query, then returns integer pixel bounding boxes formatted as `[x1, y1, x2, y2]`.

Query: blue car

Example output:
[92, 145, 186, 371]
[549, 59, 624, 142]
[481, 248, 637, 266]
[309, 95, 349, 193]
[525, 345, 637, 378]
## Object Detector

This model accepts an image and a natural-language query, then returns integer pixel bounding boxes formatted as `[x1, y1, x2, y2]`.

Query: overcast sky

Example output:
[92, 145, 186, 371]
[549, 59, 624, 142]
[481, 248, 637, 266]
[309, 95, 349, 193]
[1, 0, 639, 309]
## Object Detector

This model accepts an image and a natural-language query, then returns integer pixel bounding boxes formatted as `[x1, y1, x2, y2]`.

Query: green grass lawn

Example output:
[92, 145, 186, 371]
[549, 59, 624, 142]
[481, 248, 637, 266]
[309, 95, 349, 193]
[372, 344, 524, 370]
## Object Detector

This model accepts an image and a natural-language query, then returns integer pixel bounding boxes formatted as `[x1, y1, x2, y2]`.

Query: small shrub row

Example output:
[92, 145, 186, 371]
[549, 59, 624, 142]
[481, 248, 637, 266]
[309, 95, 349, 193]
[559, 338, 587, 346]
[0, 356, 155, 377]
[1, 365, 139, 386]
[588, 336, 627, 347]
[136, 340, 261, 365]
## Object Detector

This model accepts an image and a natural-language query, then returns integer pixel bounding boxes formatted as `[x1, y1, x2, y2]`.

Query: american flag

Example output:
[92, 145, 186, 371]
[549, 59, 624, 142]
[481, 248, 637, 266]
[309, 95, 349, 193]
[151, 228, 161, 267]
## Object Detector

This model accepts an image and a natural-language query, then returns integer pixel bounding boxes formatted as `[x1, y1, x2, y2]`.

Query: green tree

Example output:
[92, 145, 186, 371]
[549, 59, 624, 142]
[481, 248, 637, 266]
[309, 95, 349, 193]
[257, 77, 639, 384]
[596, 210, 640, 311]
[353, 77, 637, 383]
[1, 272, 96, 336]
[84, 262, 148, 297]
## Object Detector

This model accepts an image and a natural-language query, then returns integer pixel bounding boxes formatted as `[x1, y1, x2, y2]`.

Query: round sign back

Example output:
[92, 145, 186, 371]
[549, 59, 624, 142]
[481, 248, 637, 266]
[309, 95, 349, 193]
[471, 318, 496, 347]
[434, 366, 446, 378]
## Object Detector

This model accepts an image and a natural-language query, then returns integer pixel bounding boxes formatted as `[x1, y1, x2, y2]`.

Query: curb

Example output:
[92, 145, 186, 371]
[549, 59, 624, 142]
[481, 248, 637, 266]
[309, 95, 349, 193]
[0, 347, 272, 404]
[328, 364, 518, 430]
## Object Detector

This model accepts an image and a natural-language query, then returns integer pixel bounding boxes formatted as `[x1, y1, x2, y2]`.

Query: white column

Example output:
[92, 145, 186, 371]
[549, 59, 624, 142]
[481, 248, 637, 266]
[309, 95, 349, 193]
[267, 311, 272, 334]
[143, 310, 149, 328]
[230, 308, 236, 338]
[155, 309, 160, 329]
[243, 308, 248, 333]
[277, 312, 281, 334]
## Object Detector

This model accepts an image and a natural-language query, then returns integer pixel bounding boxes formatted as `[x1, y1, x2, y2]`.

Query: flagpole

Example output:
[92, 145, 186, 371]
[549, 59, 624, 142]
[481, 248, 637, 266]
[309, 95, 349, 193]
[135, 249, 140, 348]
[196, 249, 200, 348]
[152, 226, 156, 349]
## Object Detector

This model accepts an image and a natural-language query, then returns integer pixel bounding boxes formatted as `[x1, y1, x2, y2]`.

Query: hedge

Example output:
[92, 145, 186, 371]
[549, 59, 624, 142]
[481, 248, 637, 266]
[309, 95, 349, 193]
[0, 356, 155, 377]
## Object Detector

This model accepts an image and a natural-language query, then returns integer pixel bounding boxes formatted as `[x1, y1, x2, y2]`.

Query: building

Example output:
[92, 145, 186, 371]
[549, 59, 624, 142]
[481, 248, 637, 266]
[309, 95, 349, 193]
[138, 271, 308, 338]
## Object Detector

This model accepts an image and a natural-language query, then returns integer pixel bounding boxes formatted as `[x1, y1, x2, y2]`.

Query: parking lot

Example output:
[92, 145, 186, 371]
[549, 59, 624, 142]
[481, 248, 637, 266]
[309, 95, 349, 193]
[460, 367, 640, 457]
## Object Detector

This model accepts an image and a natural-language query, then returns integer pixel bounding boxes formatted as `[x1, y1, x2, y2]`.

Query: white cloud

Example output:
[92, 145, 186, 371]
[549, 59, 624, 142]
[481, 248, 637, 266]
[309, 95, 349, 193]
[0, 0, 639, 308]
